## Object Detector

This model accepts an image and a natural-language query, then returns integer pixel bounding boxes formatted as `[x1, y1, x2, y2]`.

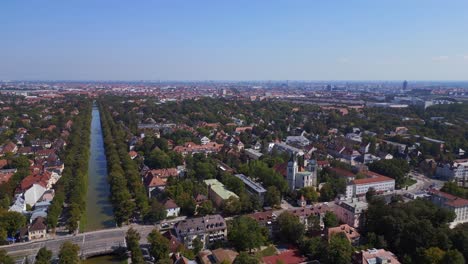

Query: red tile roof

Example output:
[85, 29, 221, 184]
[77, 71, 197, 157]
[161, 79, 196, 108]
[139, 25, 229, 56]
[163, 199, 179, 209]
[274, 162, 288, 178]
[352, 173, 394, 185]
[20, 171, 51, 191]
[429, 189, 468, 207]
[329, 167, 356, 177]
[0, 172, 14, 184]
[0, 159, 8, 169]
[147, 168, 178, 178]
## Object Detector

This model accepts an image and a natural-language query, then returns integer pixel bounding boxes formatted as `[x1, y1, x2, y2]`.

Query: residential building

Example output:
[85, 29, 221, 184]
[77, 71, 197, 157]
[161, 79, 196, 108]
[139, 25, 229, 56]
[334, 199, 368, 228]
[244, 148, 263, 160]
[163, 199, 180, 218]
[272, 142, 304, 156]
[345, 172, 395, 199]
[327, 224, 360, 246]
[428, 189, 468, 228]
[0, 168, 16, 184]
[198, 249, 239, 264]
[28, 216, 47, 241]
[286, 133, 310, 147]
[144, 168, 181, 197]
[234, 174, 266, 205]
[9, 195, 26, 213]
[204, 179, 239, 207]
[248, 211, 277, 238]
[287, 203, 333, 230]
[200, 136, 210, 145]
[173, 142, 223, 156]
[353, 248, 400, 264]
[24, 183, 48, 207]
[174, 214, 227, 249]
[435, 159, 468, 187]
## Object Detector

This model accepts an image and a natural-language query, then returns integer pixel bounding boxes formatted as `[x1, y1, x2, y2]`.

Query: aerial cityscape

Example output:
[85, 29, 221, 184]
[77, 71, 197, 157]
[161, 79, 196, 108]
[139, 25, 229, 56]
[1, 1, 468, 264]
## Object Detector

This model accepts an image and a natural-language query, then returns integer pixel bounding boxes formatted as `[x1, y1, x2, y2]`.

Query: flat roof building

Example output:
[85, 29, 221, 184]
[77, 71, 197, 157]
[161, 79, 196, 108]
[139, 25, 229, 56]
[204, 179, 239, 207]
[234, 174, 266, 205]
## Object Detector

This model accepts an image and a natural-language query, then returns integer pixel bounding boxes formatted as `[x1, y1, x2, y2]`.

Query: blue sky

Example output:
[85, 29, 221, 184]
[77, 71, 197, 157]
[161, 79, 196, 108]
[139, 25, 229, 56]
[1, 0, 468, 81]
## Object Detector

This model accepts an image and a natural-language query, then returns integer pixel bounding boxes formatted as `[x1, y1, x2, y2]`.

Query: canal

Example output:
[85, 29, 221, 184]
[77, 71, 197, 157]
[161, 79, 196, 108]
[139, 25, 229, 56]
[84, 104, 115, 231]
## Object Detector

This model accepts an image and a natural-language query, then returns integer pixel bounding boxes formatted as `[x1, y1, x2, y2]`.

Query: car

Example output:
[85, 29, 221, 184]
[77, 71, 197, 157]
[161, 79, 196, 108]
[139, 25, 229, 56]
[161, 223, 170, 228]
[141, 248, 154, 261]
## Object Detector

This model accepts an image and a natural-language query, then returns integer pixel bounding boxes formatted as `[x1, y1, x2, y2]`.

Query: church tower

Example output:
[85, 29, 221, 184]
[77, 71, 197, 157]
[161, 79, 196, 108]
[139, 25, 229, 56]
[287, 154, 298, 191]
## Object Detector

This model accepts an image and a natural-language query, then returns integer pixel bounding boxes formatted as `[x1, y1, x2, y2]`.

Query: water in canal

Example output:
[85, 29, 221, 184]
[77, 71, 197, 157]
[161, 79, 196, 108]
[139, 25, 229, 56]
[84, 104, 115, 231]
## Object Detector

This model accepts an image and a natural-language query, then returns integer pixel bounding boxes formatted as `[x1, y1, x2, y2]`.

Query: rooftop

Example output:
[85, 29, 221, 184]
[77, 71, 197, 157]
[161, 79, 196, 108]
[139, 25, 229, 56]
[204, 179, 239, 200]
[234, 174, 266, 193]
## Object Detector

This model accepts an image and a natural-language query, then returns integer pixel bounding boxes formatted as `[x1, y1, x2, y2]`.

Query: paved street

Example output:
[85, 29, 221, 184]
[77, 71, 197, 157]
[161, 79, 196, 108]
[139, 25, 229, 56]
[0, 225, 157, 263]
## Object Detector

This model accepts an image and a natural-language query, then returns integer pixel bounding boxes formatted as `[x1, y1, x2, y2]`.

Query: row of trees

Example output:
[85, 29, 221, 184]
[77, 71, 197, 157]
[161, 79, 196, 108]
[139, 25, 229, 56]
[0, 155, 30, 209]
[99, 102, 149, 225]
[365, 197, 466, 263]
[0, 242, 80, 264]
[47, 98, 92, 232]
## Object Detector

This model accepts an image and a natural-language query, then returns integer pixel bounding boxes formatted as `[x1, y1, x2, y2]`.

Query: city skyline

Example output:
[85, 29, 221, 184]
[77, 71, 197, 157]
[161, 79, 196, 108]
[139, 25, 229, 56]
[1, 0, 468, 80]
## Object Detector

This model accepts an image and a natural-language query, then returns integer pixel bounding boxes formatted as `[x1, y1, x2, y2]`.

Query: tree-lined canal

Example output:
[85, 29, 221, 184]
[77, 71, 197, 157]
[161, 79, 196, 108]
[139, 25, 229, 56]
[84, 104, 115, 231]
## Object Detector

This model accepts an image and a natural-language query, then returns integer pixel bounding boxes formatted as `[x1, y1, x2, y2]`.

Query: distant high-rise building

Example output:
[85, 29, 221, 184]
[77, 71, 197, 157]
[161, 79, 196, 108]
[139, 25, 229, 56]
[402, 80, 408, 90]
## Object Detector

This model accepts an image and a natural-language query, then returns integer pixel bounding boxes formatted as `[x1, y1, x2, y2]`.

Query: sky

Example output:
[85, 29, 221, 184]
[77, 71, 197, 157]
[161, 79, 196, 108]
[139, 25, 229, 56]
[1, 0, 468, 81]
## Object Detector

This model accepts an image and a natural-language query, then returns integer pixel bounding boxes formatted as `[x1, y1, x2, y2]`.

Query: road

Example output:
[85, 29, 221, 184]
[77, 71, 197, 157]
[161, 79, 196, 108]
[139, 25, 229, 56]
[0, 225, 157, 263]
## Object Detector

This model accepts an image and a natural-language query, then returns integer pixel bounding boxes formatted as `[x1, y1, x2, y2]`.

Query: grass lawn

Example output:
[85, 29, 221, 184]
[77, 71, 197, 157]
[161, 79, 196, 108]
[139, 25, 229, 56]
[256, 245, 277, 257]
[403, 177, 417, 188]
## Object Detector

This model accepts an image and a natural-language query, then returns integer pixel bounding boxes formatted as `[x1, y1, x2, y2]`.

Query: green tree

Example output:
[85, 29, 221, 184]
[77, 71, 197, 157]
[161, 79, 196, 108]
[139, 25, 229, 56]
[58, 241, 80, 264]
[265, 186, 281, 207]
[147, 149, 172, 169]
[298, 187, 318, 203]
[422, 247, 445, 264]
[148, 229, 170, 262]
[277, 212, 305, 243]
[126, 228, 145, 264]
[307, 214, 321, 233]
[35, 247, 52, 264]
[323, 211, 339, 228]
[0, 211, 26, 237]
[442, 249, 465, 264]
[0, 249, 14, 264]
[233, 252, 259, 264]
[366, 187, 377, 202]
[327, 233, 353, 264]
[197, 200, 214, 216]
[319, 183, 335, 202]
[192, 237, 203, 254]
[223, 196, 242, 215]
[228, 216, 268, 252]
[300, 237, 325, 261]
[144, 199, 167, 223]
[368, 158, 410, 188]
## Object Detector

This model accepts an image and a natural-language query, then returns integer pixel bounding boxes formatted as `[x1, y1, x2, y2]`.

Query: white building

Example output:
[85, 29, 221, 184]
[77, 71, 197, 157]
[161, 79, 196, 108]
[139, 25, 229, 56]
[200, 136, 210, 145]
[286, 132, 310, 147]
[24, 184, 47, 207]
[435, 159, 468, 185]
[286, 156, 317, 191]
[174, 215, 227, 249]
[345, 172, 395, 199]
[429, 189, 468, 228]
[334, 199, 368, 228]
[163, 199, 180, 218]
[9, 194, 26, 213]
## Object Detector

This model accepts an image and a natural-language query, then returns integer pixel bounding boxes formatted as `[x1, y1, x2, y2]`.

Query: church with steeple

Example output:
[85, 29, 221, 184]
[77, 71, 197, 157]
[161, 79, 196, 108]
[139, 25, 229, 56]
[286, 154, 317, 191]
